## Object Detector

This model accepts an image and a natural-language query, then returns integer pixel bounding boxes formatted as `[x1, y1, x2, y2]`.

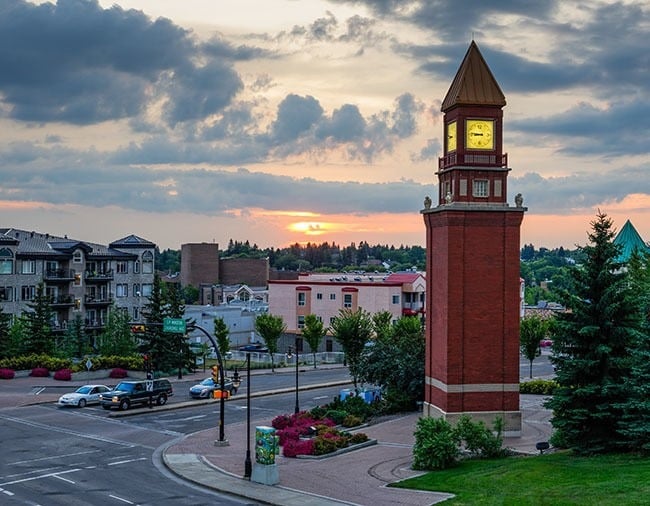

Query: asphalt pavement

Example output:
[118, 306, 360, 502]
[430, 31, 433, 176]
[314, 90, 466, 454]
[1, 365, 554, 506]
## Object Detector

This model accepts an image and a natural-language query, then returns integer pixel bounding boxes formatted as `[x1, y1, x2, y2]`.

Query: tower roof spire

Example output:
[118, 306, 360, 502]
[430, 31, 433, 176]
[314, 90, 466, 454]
[441, 41, 506, 112]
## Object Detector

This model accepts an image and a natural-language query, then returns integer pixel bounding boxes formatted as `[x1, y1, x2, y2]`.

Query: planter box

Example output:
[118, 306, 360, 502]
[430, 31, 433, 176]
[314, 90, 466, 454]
[296, 439, 377, 460]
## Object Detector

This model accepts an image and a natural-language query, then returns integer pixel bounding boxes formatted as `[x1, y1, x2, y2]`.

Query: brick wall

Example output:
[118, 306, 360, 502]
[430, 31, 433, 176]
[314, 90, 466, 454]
[219, 257, 269, 286]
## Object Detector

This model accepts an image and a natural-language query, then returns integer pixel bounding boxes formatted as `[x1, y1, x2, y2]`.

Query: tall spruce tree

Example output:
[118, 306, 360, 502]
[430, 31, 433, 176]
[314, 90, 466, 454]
[617, 250, 650, 452]
[140, 274, 174, 372]
[23, 282, 55, 355]
[546, 212, 643, 454]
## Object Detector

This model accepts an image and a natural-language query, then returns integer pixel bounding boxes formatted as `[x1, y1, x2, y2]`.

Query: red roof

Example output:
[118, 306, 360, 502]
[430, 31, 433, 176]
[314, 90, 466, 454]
[383, 272, 422, 284]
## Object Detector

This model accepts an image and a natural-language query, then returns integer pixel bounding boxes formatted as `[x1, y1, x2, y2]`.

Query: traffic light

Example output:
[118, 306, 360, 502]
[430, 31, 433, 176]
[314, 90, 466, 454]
[211, 365, 219, 384]
[130, 324, 146, 333]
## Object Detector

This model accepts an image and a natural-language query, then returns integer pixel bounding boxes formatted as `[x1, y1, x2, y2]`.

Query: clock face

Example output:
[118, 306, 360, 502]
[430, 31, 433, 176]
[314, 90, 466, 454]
[446, 121, 457, 152]
[466, 119, 494, 150]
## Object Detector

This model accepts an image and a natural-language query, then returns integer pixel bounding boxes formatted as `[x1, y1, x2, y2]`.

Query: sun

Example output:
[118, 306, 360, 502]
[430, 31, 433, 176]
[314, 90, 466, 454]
[288, 222, 327, 235]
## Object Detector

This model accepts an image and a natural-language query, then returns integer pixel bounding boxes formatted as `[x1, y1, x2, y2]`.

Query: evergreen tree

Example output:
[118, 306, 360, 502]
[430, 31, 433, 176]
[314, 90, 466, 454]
[23, 282, 55, 355]
[0, 305, 12, 359]
[330, 308, 373, 388]
[546, 212, 643, 454]
[166, 283, 192, 373]
[617, 250, 650, 451]
[7, 315, 29, 357]
[98, 306, 136, 356]
[214, 316, 231, 359]
[140, 274, 174, 372]
[254, 313, 286, 372]
[302, 314, 326, 368]
[63, 313, 88, 358]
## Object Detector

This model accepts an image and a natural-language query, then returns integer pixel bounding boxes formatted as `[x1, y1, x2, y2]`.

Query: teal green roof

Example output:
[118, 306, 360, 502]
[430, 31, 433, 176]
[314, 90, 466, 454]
[613, 220, 649, 262]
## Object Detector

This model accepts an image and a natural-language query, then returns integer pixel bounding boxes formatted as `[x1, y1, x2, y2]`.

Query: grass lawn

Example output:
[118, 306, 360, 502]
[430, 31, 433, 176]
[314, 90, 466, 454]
[391, 451, 650, 505]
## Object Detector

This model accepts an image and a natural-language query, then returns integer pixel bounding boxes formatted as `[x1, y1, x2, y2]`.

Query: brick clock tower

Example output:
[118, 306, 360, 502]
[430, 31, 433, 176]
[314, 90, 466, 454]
[422, 42, 526, 435]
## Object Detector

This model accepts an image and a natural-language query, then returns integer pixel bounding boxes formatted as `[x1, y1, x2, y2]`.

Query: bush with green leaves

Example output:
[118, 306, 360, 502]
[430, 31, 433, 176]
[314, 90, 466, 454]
[520, 379, 558, 395]
[413, 417, 460, 470]
[412, 415, 508, 470]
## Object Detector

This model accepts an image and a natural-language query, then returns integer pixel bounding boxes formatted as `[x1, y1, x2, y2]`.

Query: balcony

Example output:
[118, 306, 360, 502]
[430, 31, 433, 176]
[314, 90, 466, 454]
[85, 269, 114, 282]
[44, 268, 75, 282]
[84, 294, 113, 306]
[51, 294, 74, 307]
[439, 152, 507, 170]
[51, 320, 69, 332]
[84, 319, 106, 329]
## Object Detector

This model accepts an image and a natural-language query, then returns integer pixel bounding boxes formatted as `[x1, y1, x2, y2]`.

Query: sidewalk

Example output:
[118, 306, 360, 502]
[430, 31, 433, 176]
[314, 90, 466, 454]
[163, 394, 552, 506]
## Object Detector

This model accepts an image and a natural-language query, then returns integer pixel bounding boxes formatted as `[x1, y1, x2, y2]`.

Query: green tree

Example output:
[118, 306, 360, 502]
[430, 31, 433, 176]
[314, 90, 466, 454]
[140, 274, 174, 372]
[98, 307, 136, 356]
[302, 314, 326, 368]
[617, 250, 650, 451]
[63, 313, 88, 358]
[0, 305, 12, 359]
[214, 317, 231, 360]
[7, 315, 28, 357]
[372, 310, 393, 341]
[520, 314, 551, 378]
[23, 282, 55, 355]
[358, 315, 425, 409]
[183, 285, 199, 304]
[166, 283, 193, 374]
[546, 212, 644, 454]
[254, 313, 286, 372]
[330, 308, 373, 388]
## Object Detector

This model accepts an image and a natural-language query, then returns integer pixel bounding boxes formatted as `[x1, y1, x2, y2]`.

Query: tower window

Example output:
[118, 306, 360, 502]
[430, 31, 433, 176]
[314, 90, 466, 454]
[473, 180, 489, 197]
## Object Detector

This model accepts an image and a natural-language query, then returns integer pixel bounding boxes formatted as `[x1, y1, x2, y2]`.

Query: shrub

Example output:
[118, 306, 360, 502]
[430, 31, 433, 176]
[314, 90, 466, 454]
[412, 417, 460, 470]
[30, 367, 49, 378]
[456, 415, 507, 459]
[520, 379, 558, 395]
[324, 409, 348, 425]
[313, 435, 341, 455]
[283, 438, 314, 457]
[349, 432, 369, 445]
[309, 405, 327, 420]
[53, 369, 72, 381]
[271, 414, 291, 430]
[109, 368, 128, 379]
[342, 414, 363, 428]
[277, 427, 301, 446]
[0, 368, 15, 379]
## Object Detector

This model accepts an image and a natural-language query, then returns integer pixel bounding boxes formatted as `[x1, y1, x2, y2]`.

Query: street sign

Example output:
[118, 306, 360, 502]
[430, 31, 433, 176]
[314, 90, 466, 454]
[145, 380, 154, 392]
[163, 317, 186, 333]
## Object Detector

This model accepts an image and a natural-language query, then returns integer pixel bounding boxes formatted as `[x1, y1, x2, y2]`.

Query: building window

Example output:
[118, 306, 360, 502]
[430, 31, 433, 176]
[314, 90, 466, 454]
[316, 315, 323, 323]
[116, 284, 128, 297]
[329, 293, 336, 300]
[21, 260, 36, 274]
[0, 248, 13, 274]
[298, 315, 305, 329]
[344, 294, 352, 308]
[133, 307, 139, 320]
[133, 283, 141, 297]
[73, 250, 82, 263]
[392, 295, 400, 304]
[116, 261, 128, 274]
[133, 260, 140, 274]
[141, 283, 153, 297]
[329, 317, 336, 325]
[21, 285, 36, 301]
[142, 251, 154, 274]
[74, 272, 81, 286]
[316, 293, 323, 300]
[0, 286, 13, 301]
[297, 292, 306, 306]
[473, 179, 489, 197]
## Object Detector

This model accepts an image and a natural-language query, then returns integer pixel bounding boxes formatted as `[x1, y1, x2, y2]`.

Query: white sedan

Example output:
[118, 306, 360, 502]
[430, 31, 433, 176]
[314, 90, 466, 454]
[57, 384, 112, 408]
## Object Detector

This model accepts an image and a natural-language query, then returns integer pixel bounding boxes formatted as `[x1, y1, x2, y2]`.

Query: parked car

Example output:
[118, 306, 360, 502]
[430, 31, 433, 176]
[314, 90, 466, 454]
[99, 379, 173, 410]
[189, 377, 237, 399]
[239, 343, 268, 352]
[57, 384, 111, 408]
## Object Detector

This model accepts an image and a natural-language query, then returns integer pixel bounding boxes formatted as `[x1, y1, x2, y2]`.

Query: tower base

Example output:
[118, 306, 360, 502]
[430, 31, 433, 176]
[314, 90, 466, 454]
[423, 401, 522, 437]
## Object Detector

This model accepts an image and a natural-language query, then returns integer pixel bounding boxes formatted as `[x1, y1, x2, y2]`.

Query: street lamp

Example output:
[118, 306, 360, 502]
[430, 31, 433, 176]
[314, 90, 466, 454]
[232, 353, 252, 479]
[286, 341, 300, 414]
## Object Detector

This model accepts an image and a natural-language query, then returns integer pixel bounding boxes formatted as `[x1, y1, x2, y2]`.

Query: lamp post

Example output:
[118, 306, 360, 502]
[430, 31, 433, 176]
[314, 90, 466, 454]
[232, 353, 252, 479]
[286, 341, 300, 414]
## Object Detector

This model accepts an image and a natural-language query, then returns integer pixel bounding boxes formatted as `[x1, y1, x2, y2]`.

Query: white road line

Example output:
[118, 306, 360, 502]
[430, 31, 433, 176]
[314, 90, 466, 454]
[9, 450, 101, 466]
[107, 457, 147, 466]
[1, 488, 16, 496]
[53, 474, 76, 484]
[109, 494, 135, 504]
[0, 468, 81, 487]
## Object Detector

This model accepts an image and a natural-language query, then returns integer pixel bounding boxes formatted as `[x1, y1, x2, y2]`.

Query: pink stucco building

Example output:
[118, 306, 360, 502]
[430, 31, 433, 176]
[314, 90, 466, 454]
[268, 272, 426, 350]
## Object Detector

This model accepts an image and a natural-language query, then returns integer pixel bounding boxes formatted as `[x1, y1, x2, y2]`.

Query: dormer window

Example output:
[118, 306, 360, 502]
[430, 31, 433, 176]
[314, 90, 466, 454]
[73, 250, 83, 263]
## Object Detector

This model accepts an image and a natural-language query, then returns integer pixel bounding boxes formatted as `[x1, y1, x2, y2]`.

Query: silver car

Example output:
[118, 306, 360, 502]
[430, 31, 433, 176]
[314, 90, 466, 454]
[57, 384, 111, 408]
[189, 378, 236, 399]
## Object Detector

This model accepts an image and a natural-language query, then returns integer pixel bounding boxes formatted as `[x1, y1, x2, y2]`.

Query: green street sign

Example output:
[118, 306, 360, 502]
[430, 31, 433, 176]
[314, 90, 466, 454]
[163, 317, 186, 333]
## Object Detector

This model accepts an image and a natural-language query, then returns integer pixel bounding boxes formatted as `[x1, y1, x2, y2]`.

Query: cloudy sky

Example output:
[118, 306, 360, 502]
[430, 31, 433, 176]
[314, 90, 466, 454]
[1, 0, 648, 250]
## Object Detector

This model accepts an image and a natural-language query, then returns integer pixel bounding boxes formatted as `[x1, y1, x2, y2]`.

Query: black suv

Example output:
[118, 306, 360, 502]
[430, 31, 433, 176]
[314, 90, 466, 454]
[99, 379, 173, 410]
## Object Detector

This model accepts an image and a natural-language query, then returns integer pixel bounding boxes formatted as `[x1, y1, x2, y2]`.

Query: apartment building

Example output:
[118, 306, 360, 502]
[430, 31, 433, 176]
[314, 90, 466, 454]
[268, 271, 426, 351]
[0, 228, 156, 334]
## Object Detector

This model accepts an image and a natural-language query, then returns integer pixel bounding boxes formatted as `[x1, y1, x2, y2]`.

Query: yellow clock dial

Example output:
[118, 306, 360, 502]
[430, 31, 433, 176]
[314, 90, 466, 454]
[466, 119, 494, 150]
[446, 121, 457, 152]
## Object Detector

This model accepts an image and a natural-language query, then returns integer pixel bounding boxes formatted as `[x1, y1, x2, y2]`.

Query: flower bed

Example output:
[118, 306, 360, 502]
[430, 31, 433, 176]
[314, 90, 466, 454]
[0, 368, 15, 379]
[271, 410, 370, 458]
